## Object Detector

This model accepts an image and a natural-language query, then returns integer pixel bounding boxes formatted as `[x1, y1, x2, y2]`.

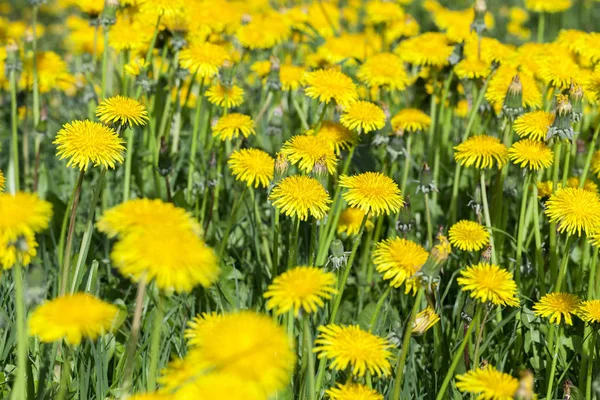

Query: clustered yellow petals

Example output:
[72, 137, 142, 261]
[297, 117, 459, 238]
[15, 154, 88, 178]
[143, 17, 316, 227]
[457, 263, 519, 307]
[269, 175, 331, 221]
[533, 292, 581, 325]
[339, 172, 404, 217]
[454, 135, 509, 169]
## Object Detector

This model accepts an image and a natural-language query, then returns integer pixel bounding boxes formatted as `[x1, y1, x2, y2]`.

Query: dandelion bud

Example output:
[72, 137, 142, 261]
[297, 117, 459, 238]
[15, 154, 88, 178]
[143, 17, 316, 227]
[470, 0, 487, 35]
[274, 152, 289, 178]
[158, 136, 172, 176]
[569, 81, 584, 123]
[411, 306, 440, 336]
[502, 74, 523, 120]
[219, 60, 235, 89]
[396, 196, 413, 233]
[267, 105, 284, 137]
[312, 155, 329, 179]
[100, 0, 119, 26]
[329, 239, 348, 270]
[267, 56, 281, 91]
[514, 370, 535, 400]
[417, 162, 437, 194]
[547, 94, 576, 142]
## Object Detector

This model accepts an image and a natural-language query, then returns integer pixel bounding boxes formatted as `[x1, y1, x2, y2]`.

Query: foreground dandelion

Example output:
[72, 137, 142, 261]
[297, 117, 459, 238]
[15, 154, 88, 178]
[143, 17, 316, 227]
[281, 135, 337, 174]
[578, 300, 600, 323]
[340, 101, 386, 133]
[54, 120, 125, 170]
[95, 95, 148, 127]
[228, 148, 274, 188]
[212, 113, 255, 141]
[269, 175, 331, 221]
[390, 108, 431, 135]
[372, 238, 429, 292]
[303, 68, 359, 107]
[448, 220, 490, 252]
[314, 324, 392, 377]
[28, 293, 120, 345]
[264, 266, 337, 316]
[509, 139, 553, 170]
[533, 292, 580, 325]
[454, 135, 509, 169]
[457, 263, 519, 307]
[456, 366, 519, 399]
[545, 187, 600, 236]
[339, 172, 404, 217]
[326, 382, 384, 400]
[337, 207, 374, 236]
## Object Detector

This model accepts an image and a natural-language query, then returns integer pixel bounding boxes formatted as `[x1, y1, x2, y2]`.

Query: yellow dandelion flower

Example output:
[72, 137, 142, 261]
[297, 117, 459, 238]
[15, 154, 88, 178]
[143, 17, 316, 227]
[533, 292, 580, 325]
[454, 57, 491, 80]
[456, 366, 520, 400]
[20, 51, 76, 94]
[357, 52, 410, 91]
[567, 177, 598, 193]
[458, 263, 519, 307]
[455, 99, 470, 118]
[513, 111, 554, 141]
[281, 135, 338, 175]
[264, 266, 337, 316]
[77, 0, 103, 16]
[228, 148, 274, 188]
[314, 324, 392, 377]
[303, 68, 359, 108]
[108, 20, 153, 54]
[396, 32, 453, 68]
[525, 0, 572, 13]
[538, 54, 580, 90]
[237, 12, 291, 50]
[96, 95, 148, 127]
[545, 187, 600, 236]
[578, 300, 600, 323]
[454, 135, 509, 169]
[537, 181, 554, 198]
[509, 139, 554, 170]
[340, 101, 386, 133]
[326, 382, 384, 400]
[431, 233, 452, 263]
[485, 66, 542, 114]
[110, 225, 219, 293]
[390, 108, 431, 135]
[464, 37, 515, 66]
[54, 120, 125, 171]
[269, 175, 331, 221]
[172, 372, 265, 400]
[97, 198, 200, 239]
[339, 172, 404, 217]
[337, 207, 374, 236]
[184, 312, 224, 347]
[212, 113, 255, 141]
[280, 64, 306, 91]
[179, 42, 230, 79]
[124, 57, 150, 77]
[28, 293, 120, 345]
[412, 306, 440, 335]
[365, 0, 404, 25]
[313, 122, 358, 154]
[172, 311, 295, 395]
[138, 0, 185, 18]
[206, 83, 244, 108]
[373, 238, 429, 292]
[591, 150, 600, 179]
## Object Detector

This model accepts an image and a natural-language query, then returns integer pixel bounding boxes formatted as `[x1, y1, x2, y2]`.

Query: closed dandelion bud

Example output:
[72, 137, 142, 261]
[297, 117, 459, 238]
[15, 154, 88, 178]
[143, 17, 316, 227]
[329, 239, 349, 270]
[502, 75, 523, 120]
[313, 155, 329, 179]
[470, 0, 487, 35]
[417, 162, 437, 194]
[158, 136, 172, 176]
[547, 94, 575, 142]
[219, 59, 235, 89]
[514, 370, 535, 400]
[266, 105, 283, 137]
[274, 152, 289, 178]
[100, 0, 119, 26]
[396, 196, 413, 233]
[449, 43, 464, 65]
[569, 81, 584, 123]
[267, 56, 281, 91]
[411, 306, 440, 336]
[5, 40, 20, 73]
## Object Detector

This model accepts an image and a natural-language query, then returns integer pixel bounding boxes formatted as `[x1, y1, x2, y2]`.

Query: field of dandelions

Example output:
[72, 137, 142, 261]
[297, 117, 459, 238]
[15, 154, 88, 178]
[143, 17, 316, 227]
[5, 0, 600, 399]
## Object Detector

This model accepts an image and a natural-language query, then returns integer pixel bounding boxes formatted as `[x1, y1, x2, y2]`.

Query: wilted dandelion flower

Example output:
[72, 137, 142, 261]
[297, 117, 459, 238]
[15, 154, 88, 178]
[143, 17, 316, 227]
[179, 42, 230, 78]
[509, 139, 553, 170]
[269, 176, 331, 221]
[578, 300, 600, 323]
[533, 292, 580, 325]
[390, 108, 431, 135]
[206, 83, 244, 108]
[337, 208, 374, 236]
[454, 58, 491, 80]
[458, 263, 519, 307]
[396, 32, 453, 68]
[326, 382, 384, 400]
[54, 120, 125, 170]
[373, 238, 429, 292]
[340, 101, 386, 133]
[412, 306, 440, 335]
[96, 95, 148, 127]
[525, 0, 572, 13]
[513, 111, 554, 141]
[212, 113, 255, 141]
[28, 293, 120, 345]
[545, 187, 600, 236]
[314, 324, 392, 377]
[314, 122, 357, 154]
[456, 366, 519, 399]
[264, 266, 337, 316]
[281, 135, 337, 174]
[339, 172, 404, 217]
[454, 135, 509, 169]
[228, 148, 274, 188]
[448, 220, 490, 251]
[357, 52, 410, 91]
[303, 68, 359, 107]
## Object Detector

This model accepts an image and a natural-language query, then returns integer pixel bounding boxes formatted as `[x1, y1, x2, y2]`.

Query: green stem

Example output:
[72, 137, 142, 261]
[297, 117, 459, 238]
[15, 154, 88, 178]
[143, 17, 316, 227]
[288, 217, 302, 269]
[368, 285, 392, 333]
[531, 176, 545, 286]
[515, 174, 532, 285]
[56, 344, 71, 400]
[555, 235, 575, 292]
[10, 67, 19, 192]
[101, 26, 109, 100]
[186, 82, 205, 204]
[546, 325, 562, 400]
[273, 210, 280, 277]
[435, 306, 482, 400]
[587, 332, 596, 400]
[314, 103, 328, 133]
[424, 192, 433, 247]
[10, 261, 27, 400]
[303, 316, 316, 400]
[550, 141, 563, 281]
[217, 186, 249, 260]
[123, 128, 135, 202]
[400, 134, 413, 194]
[561, 143, 572, 188]
[147, 294, 164, 391]
[392, 287, 425, 400]
[122, 277, 147, 393]
[60, 170, 86, 295]
[480, 171, 497, 265]
[309, 219, 318, 266]
[537, 12, 546, 43]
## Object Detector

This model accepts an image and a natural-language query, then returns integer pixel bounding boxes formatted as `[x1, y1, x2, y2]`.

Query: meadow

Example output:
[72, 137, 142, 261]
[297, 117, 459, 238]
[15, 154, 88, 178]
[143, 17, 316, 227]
[2, 0, 600, 399]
